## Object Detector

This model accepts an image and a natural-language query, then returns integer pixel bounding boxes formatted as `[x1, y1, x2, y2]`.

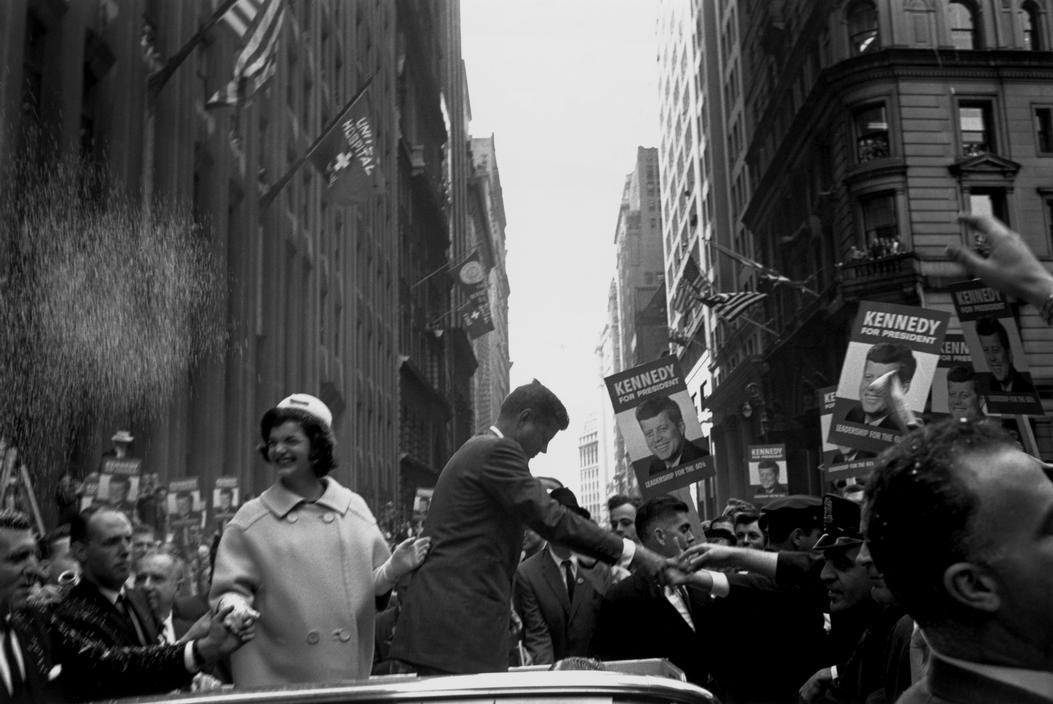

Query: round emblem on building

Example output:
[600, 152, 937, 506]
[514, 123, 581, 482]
[459, 260, 485, 286]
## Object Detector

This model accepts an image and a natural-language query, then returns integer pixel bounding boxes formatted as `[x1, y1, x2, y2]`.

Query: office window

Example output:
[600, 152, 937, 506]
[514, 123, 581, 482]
[968, 189, 1007, 224]
[855, 103, 889, 162]
[1036, 107, 1053, 154]
[1021, 1, 1042, 50]
[948, 1, 980, 49]
[847, 0, 880, 54]
[958, 101, 994, 156]
[861, 192, 898, 244]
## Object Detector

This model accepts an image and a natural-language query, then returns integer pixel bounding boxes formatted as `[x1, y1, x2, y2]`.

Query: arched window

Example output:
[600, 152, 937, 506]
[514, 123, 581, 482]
[948, 1, 980, 49]
[1021, 1, 1042, 50]
[847, 0, 880, 54]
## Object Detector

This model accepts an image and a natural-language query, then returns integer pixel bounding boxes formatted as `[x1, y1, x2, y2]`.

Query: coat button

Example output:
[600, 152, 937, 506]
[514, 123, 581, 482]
[322, 513, 335, 523]
[306, 630, 320, 645]
[333, 628, 351, 642]
[287, 513, 298, 523]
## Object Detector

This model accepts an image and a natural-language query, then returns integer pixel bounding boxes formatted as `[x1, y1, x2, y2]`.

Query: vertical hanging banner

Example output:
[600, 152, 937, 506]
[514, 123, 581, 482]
[929, 333, 986, 420]
[309, 80, 378, 205]
[458, 253, 494, 339]
[605, 355, 713, 499]
[949, 280, 1044, 416]
[828, 301, 949, 456]
[747, 444, 788, 503]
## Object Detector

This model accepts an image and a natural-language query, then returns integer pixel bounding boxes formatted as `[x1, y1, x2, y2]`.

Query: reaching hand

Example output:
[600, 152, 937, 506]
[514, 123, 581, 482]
[679, 542, 744, 571]
[218, 597, 260, 639]
[950, 214, 1053, 309]
[799, 667, 834, 703]
[388, 536, 431, 577]
[197, 604, 255, 663]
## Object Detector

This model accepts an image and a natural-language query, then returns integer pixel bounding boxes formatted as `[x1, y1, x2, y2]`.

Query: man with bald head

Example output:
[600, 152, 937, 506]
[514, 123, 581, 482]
[865, 419, 1053, 704]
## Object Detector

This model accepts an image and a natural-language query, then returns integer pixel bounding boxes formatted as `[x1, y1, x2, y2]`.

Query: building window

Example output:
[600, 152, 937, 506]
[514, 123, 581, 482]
[861, 192, 898, 246]
[1021, 1, 1042, 50]
[958, 101, 994, 156]
[948, 1, 980, 49]
[968, 189, 1008, 223]
[1035, 107, 1053, 154]
[847, 0, 880, 54]
[855, 103, 890, 162]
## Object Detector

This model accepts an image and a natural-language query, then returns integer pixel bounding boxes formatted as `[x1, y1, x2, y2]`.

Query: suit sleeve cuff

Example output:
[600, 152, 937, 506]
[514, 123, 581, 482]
[708, 570, 730, 597]
[617, 538, 636, 567]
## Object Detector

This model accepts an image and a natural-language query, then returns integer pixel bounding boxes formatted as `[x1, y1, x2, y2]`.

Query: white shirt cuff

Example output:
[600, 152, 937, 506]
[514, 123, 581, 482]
[617, 537, 636, 567]
[183, 642, 197, 673]
[708, 570, 730, 597]
[830, 665, 839, 683]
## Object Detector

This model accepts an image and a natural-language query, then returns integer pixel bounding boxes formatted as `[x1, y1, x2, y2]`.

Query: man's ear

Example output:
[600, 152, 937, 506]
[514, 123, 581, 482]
[944, 562, 1000, 612]
[788, 527, 804, 550]
[652, 527, 667, 548]
[70, 541, 87, 565]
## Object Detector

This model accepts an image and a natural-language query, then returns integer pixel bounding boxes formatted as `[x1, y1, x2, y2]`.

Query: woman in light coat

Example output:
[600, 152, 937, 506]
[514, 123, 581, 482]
[211, 393, 429, 686]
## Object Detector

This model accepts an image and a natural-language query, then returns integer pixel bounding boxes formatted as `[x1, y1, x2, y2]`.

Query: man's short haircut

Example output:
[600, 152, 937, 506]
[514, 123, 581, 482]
[865, 343, 918, 384]
[975, 316, 1010, 349]
[219, 487, 233, 497]
[865, 418, 1016, 627]
[499, 379, 569, 430]
[138, 549, 184, 579]
[634, 396, 683, 425]
[757, 459, 780, 474]
[607, 494, 641, 513]
[40, 524, 70, 558]
[733, 511, 760, 528]
[720, 498, 758, 521]
[635, 495, 689, 538]
[946, 365, 975, 384]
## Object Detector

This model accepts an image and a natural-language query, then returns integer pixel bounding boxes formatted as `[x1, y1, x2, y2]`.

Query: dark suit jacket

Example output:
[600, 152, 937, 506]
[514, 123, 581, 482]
[8, 609, 60, 703]
[514, 550, 603, 665]
[591, 571, 714, 688]
[845, 405, 899, 430]
[49, 580, 193, 700]
[645, 438, 710, 477]
[898, 654, 1053, 704]
[389, 431, 624, 674]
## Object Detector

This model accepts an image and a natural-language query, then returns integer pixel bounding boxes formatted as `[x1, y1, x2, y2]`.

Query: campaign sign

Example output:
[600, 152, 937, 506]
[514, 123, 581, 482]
[97, 458, 141, 509]
[605, 355, 714, 499]
[212, 476, 240, 526]
[949, 280, 1044, 416]
[828, 301, 948, 455]
[748, 444, 788, 503]
[929, 333, 985, 419]
[819, 386, 877, 479]
[167, 478, 203, 528]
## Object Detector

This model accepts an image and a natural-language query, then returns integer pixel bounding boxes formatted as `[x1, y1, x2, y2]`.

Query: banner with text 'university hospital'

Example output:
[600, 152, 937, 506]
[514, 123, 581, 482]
[950, 280, 1044, 416]
[605, 355, 713, 499]
[828, 301, 949, 456]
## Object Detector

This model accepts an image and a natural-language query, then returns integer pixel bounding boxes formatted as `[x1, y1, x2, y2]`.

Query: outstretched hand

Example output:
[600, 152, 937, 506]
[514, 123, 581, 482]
[950, 214, 1053, 309]
[866, 370, 917, 431]
[389, 536, 431, 576]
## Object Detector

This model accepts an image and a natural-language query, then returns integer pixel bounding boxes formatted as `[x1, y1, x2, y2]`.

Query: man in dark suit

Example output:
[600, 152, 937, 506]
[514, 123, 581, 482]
[136, 551, 194, 642]
[591, 495, 714, 687]
[867, 419, 1053, 704]
[389, 380, 681, 675]
[50, 508, 246, 700]
[634, 395, 709, 477]
[0, 509, 246, 703]
[514, 487, 606, 665]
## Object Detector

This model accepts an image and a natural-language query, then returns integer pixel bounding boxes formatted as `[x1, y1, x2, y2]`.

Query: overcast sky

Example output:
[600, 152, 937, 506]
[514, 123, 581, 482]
[460, 1, 661, 490]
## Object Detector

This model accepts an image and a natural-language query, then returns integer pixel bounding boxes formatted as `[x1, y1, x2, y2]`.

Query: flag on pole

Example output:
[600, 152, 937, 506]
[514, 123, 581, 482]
[700, 291, 767, 323]
[671, 254, 706, 314]
[145, 0, 241, 104]
[308, 80, 378, 204]
[207, 0, 285, 108]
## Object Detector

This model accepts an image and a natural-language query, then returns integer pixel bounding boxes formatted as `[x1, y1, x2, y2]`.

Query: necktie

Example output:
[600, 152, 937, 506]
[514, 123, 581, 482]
[561, 560, 575, 602]
[2, 629, 23, 699]
[116, 595, 149, 646]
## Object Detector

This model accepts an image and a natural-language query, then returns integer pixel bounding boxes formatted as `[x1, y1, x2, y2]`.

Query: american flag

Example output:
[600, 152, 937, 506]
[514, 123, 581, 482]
[207, 0, 285, 107]
[700, 291, 767, 323]
[671, 254, 705, 314]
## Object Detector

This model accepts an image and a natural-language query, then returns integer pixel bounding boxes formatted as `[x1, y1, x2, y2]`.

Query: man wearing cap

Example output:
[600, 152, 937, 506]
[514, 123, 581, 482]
[390, 380, 684, 675]
[514, 488, 606, 665]
[865, 418, 1053, 704]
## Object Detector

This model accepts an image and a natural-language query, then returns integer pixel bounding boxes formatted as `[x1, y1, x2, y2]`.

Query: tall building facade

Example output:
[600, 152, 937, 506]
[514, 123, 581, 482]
[468, 135, 511, 432]
[577, 413, 602, 521]
[1, 0, 490, 529]
[591, 147, 668, 504]
[683, 0, 1053, 506]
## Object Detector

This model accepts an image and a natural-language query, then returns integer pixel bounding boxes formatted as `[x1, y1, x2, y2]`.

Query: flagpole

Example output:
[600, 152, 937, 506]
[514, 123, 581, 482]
[739, 314, 779, 337]
[259, 74, 375, 210]
[705, 237, 819, 297]
[147, 0, 241, 105]
[412, 250, 479, 290]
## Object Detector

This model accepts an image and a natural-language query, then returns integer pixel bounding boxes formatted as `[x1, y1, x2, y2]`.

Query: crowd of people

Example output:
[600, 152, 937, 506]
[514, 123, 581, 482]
[0, 212, 1047, 702]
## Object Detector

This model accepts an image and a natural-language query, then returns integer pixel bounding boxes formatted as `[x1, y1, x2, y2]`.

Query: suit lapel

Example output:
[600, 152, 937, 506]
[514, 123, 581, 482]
[124, 590, 161, 645]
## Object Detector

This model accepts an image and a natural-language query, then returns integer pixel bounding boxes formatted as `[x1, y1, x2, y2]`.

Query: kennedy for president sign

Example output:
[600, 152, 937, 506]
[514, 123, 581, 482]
[605, 355, 713, 499]
[828, 301, 948, 455]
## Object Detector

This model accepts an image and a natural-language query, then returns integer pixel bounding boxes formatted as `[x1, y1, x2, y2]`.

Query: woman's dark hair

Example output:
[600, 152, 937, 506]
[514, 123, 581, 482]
[257, 407, 338, 477]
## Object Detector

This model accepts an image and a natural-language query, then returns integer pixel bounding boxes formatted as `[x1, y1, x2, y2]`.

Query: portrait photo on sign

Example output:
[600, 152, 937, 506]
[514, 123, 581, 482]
[167, 490, 202, 518]
[747, 444, 788, 501]
[623, 391, 709, 479]
[97, 472, 139, 508]
[212, 486, 239, 510]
